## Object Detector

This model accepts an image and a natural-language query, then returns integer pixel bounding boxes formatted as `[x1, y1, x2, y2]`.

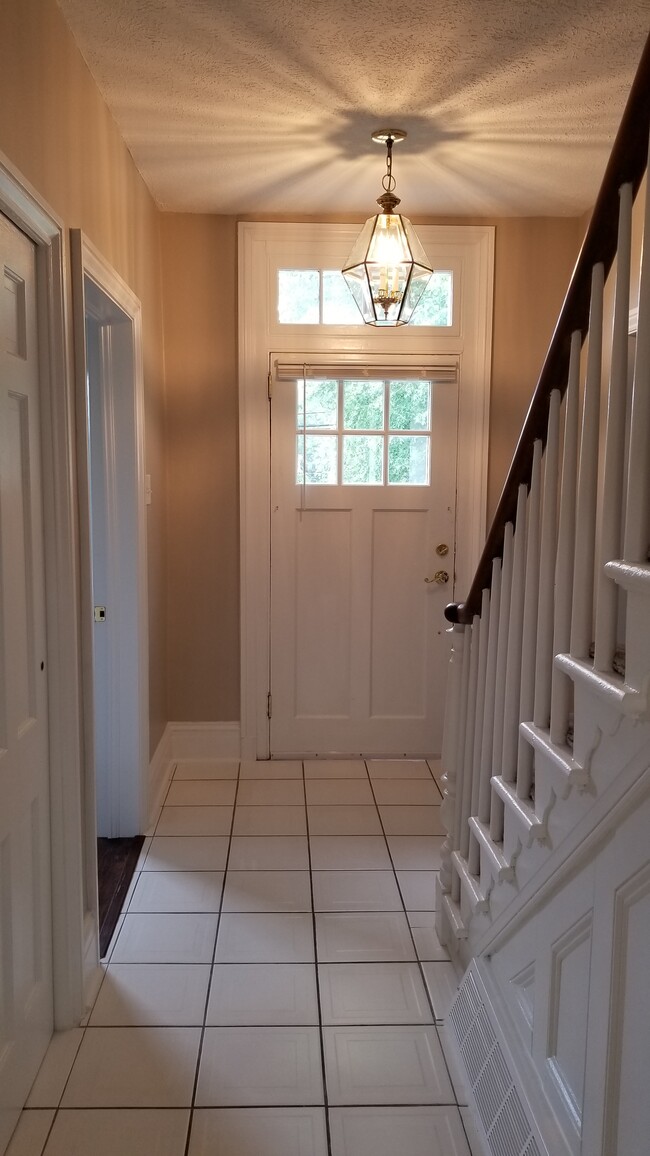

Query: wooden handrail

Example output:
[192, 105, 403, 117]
[446, 33, 650, 626]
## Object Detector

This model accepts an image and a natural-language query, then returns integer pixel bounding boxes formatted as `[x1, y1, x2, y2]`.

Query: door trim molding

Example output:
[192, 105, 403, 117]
[238, 222, 494, 759]
[0, 153, 87, 1026]
[70, 231, 149, 845]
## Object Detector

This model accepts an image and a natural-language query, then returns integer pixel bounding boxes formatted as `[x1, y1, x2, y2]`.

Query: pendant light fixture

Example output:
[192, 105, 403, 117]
[342, 129, 434, 326]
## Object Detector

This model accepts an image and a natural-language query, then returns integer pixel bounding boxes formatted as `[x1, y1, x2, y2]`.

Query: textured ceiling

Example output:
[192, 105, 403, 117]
[56, 0, 649, 216]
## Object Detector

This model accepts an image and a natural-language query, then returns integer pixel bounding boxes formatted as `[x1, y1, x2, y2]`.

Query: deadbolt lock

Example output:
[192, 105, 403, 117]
[424, 570, 450, 585]
[436, 543, 449, 556]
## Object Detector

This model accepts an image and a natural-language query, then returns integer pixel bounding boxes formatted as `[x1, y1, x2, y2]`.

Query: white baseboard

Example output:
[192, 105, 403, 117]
[148, 724, 174, 828]
[148, 722, 241, 829]
[168, 721, 241, 761]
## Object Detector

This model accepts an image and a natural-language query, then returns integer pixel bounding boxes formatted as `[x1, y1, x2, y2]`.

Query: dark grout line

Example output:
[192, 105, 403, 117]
[303, 760, 334, 1156]
[182, 759, 242, 1156]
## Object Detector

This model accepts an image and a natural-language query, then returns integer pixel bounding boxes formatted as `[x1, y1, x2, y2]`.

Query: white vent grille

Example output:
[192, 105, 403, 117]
[450, 970, 541, 1156]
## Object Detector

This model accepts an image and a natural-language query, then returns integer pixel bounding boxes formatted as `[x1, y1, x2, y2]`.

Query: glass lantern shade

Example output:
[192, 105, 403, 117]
[342, 212, 434, 326]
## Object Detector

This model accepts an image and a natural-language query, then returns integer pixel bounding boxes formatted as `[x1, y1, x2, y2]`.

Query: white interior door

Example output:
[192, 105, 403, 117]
[0, 214, 53, 1149]
[270, 365, 458, 756]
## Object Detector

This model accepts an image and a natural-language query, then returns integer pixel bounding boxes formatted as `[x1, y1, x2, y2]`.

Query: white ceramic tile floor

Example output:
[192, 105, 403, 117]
[12, 757, 480, 1156]
[372, 779, 442, 806]
[223, 871, 312, 912]
[111, 912, 219, 964]
[366, 759, 432, 779]
[233, 805, 307, 836]
[143, 835, 230, 872]
[196, 1026, 324, 1105]
[379, 806, 445, 836]
[318, 964, 432, 1025]
[5, 1111, 55, 1156]
[174, 759, 239, 780]
[387, 835, 444, 871]
[312, 871, 402, 912]
[315, 912, 416, 963]
[237, 779, 305, 806]
[89, 963, 211, 1026]
[128, 870, 224, 913]
[207, 964, 319, 1026]
[215, 912, 315, 963]
[156, 806, 234, 836]
[328, 1105, 471, 1156]
[61, 1027, 201, 1107]
[43, 1109, 191, 1156]
[303, 760, 367, 778]
[307, 805, 382, 836]
[239, 759, 303, 779]
[228, 836, 310, 871]
[323, 1025, 454, 1105]
[397, 871, 439, 912]
[165, 779, 237, 806]
[188, 1107, 328, 1156]
[306, 779, 374, 806]
[309, 836, 392, 871]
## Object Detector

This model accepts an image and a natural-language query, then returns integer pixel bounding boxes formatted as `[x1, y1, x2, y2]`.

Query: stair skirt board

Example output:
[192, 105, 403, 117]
[449, 963, 560, 1156]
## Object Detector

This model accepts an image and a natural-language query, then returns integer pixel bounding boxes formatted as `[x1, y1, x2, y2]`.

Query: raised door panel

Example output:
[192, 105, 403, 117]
[0, 215, 53, 1152]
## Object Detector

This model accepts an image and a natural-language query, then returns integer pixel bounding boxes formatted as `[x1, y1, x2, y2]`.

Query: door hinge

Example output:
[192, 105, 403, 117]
[267, 371, 273, 400]
[267, 691, 272, 719]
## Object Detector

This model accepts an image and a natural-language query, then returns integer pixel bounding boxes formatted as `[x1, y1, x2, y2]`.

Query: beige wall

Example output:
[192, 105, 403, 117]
[160, 215, 240, 722]
[487, 216, 583, 512]
[0, 0, 168, 752]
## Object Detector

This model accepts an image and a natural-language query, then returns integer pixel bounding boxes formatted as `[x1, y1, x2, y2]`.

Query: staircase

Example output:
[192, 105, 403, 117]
[436, 36, 650, 1156]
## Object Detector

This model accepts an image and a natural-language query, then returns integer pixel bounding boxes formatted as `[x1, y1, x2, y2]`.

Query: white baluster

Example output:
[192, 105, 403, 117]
[459, 616, 481, 861]
[468, 590, 491, 875]
[550, 331, 581, 745]
[452, 623, 472, 903]
[594, 184, 633, 670]
[478, 557, 501, 825]
[502, 485, 528, 782]
[490, 522, 514, 840]
[624, 137, 650, 563]
[534, 390, 561, 728]
[517, 442, 543, 800]
[571, 263, 605, 659]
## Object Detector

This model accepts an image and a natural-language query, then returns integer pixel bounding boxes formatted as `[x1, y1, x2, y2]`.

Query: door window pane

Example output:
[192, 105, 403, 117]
[278, 270, 320, 323]
[388, 435, 430, 484]
[343, 435, 384, 484]
[297, 434, 338, 484]
[322, 271, 363, 325]
[297, 379, 338, 429]
[410, 271, 453, 326]
[343, 380, 384, 430]
[389, 381, 431, 431]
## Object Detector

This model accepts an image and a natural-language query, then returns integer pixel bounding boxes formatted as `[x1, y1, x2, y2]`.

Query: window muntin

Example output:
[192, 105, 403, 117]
[295, 378, 432, 486]
[278, 269, 453, 327]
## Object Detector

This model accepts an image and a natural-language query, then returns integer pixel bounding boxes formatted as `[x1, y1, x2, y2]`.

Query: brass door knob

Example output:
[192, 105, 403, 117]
[425, 570, 449, 585]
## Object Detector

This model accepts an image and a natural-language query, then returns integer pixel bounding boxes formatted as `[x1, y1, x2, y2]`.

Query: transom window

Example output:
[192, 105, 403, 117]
[278, 269, 453, 327]
[296, 378, 432, 485]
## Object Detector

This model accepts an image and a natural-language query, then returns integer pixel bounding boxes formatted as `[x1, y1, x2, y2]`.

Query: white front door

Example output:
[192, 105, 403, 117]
[0, 215, 53, 1148]
[270, 368, 457, 756]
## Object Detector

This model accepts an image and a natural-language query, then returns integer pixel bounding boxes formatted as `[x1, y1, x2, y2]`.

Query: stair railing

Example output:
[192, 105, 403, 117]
[438, 34, 650, 939]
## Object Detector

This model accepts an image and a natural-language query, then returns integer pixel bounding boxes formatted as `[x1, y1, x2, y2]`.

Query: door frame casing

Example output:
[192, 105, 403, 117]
[238, 222, 495, 759]
[0, 154, 87, 1026]
[70, 230, 149, 846]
